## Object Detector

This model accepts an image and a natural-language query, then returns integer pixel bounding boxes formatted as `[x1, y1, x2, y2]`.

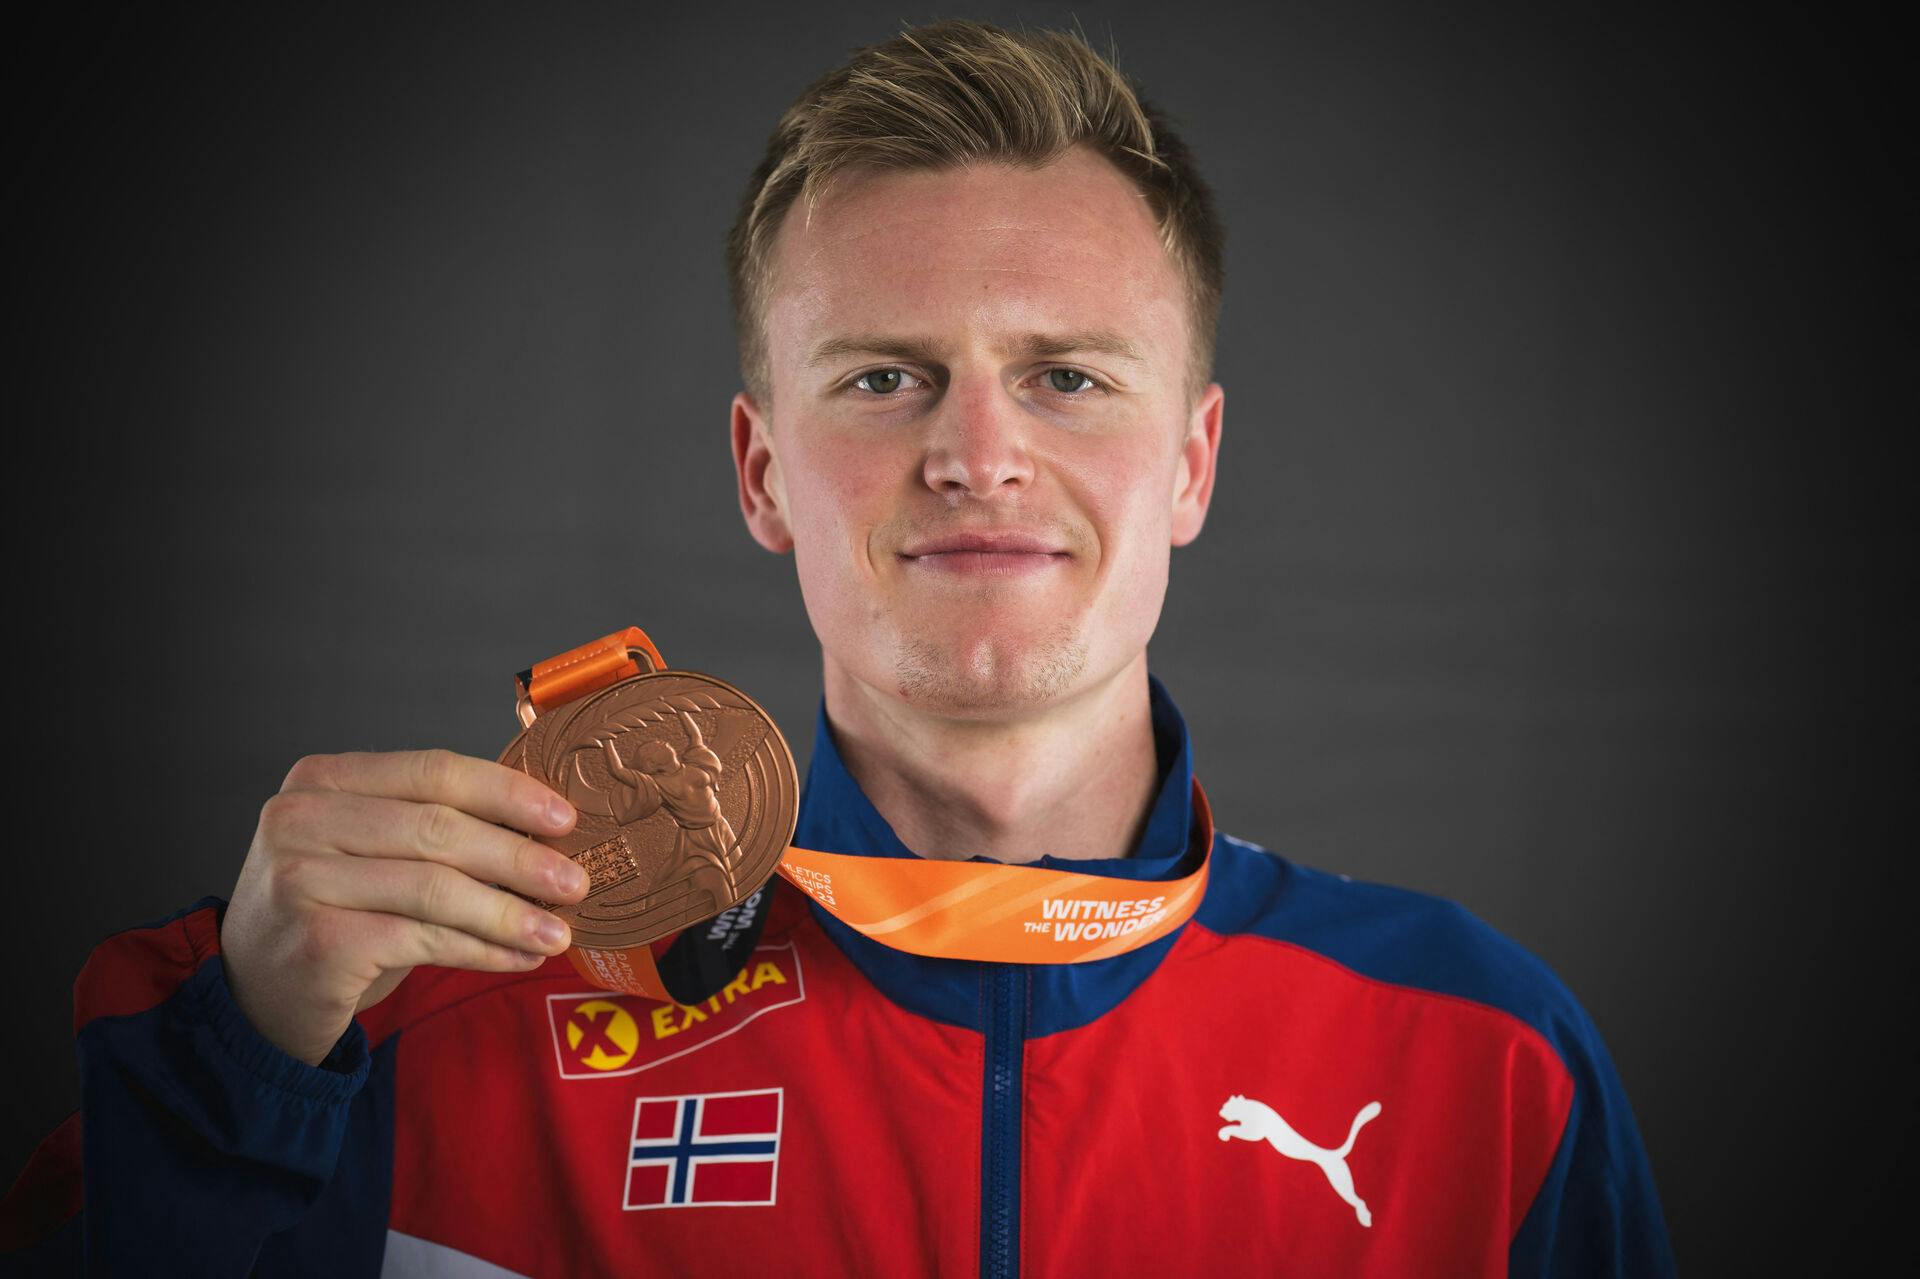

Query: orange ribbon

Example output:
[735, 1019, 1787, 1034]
[775, 783, 1210, 963]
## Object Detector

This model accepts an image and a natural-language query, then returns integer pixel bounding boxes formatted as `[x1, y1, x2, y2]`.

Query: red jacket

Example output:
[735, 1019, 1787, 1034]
[1, 678, 1675, 1276]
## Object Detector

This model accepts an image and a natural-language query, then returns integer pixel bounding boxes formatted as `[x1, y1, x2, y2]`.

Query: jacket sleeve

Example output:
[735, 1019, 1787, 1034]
[1508, 992, 1678, 1278]
[0, 896, 375, 1276]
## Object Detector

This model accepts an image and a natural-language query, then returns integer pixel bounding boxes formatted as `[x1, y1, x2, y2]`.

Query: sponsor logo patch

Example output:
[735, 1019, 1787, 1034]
[625, 1088, 783, 1210]
[546, 941, 805, 1080]
[1217, 1092, 1384, 1228]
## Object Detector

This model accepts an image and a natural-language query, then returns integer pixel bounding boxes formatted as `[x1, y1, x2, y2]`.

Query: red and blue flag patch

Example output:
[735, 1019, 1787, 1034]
[623, 1087, 783, 1210]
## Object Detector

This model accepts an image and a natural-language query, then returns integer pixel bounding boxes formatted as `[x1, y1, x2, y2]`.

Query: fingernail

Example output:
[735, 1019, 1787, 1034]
[536, 917, 567, 948]
[560, 862, 587, 894]
[546, 797, 573, 828]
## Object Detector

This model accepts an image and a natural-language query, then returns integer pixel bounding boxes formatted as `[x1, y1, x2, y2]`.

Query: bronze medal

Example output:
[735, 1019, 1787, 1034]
[498, 666, 798, 952]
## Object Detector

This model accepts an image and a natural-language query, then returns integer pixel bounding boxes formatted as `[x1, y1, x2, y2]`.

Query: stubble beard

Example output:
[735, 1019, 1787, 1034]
[892, 615, 1090, 715]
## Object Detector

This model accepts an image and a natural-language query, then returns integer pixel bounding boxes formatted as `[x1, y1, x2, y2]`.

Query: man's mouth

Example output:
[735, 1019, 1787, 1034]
[896, 531, 1072, 577]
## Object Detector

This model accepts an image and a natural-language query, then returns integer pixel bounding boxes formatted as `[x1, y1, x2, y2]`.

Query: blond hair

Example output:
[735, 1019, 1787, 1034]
[725, 18, 1225, 412]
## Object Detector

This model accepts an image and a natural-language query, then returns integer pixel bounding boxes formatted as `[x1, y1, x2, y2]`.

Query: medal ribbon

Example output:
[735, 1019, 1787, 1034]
[517, 628, 1212, 998]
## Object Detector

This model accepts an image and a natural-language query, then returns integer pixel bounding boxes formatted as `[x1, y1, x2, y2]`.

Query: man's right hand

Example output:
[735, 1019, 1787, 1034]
[220, 749, 591, 1066]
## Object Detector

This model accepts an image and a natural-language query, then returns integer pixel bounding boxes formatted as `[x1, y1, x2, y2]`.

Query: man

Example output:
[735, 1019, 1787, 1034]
[0, 18, 1676, 1277]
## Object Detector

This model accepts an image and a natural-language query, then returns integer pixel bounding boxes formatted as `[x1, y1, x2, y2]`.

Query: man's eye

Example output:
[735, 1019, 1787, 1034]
[849, 367, 1104, 396]
[854, 368, 915, 395]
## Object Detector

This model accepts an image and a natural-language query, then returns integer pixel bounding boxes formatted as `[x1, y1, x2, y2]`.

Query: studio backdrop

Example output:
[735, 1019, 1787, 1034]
[3, 1, 1906, 1272]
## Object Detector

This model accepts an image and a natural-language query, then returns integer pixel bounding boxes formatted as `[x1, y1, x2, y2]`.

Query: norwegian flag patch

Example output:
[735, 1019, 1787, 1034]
[624, 1087, 783, 1210]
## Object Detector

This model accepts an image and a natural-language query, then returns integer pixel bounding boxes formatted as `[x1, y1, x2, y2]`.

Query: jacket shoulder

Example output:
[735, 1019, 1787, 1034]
[1196, 831, 1597, 1056]
[1196, 833, 1677, 1275]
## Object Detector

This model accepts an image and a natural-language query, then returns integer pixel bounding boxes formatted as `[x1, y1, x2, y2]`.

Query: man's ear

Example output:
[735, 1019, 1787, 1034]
[731, 391, 793, 553]
[1170, 382, 1225, 546]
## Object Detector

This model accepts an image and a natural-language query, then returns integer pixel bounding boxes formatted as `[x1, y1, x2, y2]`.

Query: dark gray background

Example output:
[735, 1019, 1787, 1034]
[3, 0, 1907, 1271]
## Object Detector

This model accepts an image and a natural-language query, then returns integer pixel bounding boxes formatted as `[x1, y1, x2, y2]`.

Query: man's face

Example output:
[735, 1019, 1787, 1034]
[731, 144, 1223, 719]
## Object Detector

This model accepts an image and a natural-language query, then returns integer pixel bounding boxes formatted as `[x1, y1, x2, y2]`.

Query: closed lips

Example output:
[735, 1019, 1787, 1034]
[898, 534, 1068, 557]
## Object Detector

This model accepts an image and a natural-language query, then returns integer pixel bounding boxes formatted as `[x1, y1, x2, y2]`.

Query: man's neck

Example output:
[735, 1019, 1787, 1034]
[820, 651, 1161, 864]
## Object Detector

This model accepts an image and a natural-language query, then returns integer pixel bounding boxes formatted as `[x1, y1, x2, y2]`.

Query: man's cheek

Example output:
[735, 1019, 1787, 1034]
[789, 533, 862, 646]
[788, 496, 877, 605]
[794, 443, 896, 521]
[800, 424, 901, 479]
[1054, 432, 1166, 503]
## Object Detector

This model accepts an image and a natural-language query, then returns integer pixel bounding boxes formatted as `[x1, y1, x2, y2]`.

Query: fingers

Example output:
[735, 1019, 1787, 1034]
[294, 854, 575, 959]
[282, 749, 575, 838]
[258, 789, 589, 904]
[308, 902, 554, 977]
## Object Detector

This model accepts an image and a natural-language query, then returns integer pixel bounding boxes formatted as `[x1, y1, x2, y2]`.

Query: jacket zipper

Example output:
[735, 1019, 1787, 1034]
[981, 963, 1027, 1279]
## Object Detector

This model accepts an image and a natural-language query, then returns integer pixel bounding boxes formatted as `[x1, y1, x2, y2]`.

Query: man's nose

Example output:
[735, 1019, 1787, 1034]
[920, 375, 1036, 497]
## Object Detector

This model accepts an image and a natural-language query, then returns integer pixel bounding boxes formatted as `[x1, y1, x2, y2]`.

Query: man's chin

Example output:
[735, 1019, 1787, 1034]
[889, 624, 1090, 718]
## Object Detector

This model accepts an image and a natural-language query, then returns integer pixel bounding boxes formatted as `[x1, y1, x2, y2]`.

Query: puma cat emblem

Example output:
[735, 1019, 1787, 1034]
[1217, 1093, 1383, 1227]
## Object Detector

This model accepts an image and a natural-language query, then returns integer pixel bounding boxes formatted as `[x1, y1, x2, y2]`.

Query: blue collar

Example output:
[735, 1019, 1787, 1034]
[788, 673, 1205, 1036]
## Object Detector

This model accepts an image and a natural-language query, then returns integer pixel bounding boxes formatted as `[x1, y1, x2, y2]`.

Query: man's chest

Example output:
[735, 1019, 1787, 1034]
[372, 928, 1561, 1278]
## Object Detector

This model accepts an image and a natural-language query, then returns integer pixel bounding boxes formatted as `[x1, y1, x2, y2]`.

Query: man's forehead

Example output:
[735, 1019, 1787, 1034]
[778, 209, 1157, 290]
[757, 150, 1190, 395]
[794, 146, 1156, 239]
[773, 153, 1170, 286]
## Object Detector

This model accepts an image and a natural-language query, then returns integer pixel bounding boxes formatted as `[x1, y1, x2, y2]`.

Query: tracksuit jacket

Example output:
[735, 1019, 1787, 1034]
[0, 676, 1677, 1276]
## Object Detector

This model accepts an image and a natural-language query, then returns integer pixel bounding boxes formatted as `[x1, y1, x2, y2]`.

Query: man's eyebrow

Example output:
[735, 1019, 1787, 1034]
[805, 330, 1148, 369]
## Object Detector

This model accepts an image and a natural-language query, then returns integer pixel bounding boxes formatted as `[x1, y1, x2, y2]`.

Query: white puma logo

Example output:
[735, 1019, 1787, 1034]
[1217, 1093, 1383, 1228]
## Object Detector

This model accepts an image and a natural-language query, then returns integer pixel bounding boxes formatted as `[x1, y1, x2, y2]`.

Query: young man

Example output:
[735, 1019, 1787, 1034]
[1, 19, 1676, 1277]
